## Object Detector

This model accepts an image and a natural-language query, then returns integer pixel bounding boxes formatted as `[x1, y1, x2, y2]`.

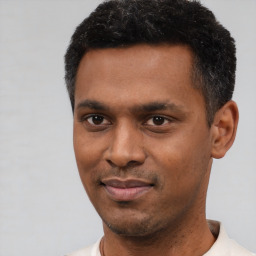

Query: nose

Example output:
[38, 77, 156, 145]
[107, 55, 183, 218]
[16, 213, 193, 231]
[105, 121, 146, 168]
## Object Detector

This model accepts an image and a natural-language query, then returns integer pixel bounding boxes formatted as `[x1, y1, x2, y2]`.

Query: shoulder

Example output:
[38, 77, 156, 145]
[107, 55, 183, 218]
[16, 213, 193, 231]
[205, 220, 255, 256]
[228, 239, 255, 256]
[66, 240, 101, 256]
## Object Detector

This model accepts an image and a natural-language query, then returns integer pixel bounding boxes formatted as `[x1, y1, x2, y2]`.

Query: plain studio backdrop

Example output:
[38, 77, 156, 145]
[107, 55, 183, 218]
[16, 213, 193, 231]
[0, 0, 255, 255]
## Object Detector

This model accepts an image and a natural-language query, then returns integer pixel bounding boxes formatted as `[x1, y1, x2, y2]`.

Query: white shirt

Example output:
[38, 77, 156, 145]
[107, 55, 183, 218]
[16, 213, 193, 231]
[67, 221, 255, 256]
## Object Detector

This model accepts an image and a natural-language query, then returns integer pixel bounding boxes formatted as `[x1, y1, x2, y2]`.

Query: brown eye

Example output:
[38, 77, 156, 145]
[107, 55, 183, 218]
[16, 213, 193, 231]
[145, 116, 169, 126]
[87, 115, 109, 125]
[152, 116, 165, 125]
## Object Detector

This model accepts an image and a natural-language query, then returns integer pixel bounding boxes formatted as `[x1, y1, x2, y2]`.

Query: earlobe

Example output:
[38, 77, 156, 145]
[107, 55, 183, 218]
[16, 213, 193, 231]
[211, 101, 239, 159]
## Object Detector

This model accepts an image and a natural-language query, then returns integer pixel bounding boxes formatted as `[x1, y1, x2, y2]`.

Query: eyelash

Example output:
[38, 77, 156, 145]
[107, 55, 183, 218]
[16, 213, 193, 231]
[80, 114, 173, 127]
[144, 116, 171, 126]
[80, 114, 111, 126]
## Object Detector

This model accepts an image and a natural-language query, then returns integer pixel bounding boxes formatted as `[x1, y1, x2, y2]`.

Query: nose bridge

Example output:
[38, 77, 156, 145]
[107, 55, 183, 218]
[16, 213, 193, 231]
[106, 120, 146, 167]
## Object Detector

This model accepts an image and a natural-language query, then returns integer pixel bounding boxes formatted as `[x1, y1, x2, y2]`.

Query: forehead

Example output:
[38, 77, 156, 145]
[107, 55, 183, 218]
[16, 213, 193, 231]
[77, 44, 194, 83]
[74, 44, 203, 113]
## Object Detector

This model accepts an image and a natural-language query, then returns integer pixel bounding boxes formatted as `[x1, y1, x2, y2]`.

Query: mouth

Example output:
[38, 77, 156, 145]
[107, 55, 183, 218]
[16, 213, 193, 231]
[101, 178, 154, 202]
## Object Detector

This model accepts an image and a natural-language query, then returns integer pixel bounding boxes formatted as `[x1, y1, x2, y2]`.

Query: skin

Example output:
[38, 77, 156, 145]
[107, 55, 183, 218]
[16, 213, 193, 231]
[73, 44, 238, 256]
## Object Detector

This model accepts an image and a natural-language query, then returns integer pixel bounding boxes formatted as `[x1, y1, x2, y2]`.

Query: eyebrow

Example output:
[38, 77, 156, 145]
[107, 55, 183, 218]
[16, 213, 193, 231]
[132, 102, 184, 113]
[76, 99, 184, 114]
[76, 99, 109, 111]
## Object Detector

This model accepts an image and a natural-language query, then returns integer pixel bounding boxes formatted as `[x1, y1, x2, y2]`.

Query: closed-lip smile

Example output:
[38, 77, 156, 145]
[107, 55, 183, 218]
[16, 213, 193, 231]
[101, 178, 153, 201]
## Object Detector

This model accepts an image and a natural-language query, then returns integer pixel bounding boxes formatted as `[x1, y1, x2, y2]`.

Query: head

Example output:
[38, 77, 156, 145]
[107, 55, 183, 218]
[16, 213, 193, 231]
[65, 0, 236, 125]
[65, 0, 238, 238]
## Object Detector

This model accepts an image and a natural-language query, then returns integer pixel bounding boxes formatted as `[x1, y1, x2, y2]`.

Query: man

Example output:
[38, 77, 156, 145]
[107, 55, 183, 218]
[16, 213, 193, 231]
[64, 0, 255, 255]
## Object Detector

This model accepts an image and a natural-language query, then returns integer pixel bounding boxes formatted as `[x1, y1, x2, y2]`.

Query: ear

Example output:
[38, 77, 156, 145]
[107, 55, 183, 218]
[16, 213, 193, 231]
[210, 100, 239, 159]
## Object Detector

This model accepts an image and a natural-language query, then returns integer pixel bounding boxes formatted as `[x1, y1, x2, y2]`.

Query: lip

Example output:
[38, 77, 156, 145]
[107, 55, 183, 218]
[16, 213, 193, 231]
[101, 178, 153, 201]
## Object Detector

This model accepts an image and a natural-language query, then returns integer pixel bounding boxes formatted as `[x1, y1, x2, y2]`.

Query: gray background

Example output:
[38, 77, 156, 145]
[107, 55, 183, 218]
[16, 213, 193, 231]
[0, 0, 255, 255]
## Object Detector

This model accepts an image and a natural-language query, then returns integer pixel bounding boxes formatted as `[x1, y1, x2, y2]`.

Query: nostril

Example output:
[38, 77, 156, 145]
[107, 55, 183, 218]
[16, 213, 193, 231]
[105, 141, 147, 168]
[106, 159, 116, 167]
[106, 159, 142, 168]
[127, 160, 140, 168]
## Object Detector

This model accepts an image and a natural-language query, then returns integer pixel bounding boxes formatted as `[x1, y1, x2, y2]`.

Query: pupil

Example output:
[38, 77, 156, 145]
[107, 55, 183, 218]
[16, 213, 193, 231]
[153, 116, 164, 125]
[92, 115, 103, 125]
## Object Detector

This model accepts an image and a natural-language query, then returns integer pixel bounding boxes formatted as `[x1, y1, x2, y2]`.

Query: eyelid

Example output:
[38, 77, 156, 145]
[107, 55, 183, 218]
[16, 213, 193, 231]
[143, 115, 174, 126]
[79, 113, 175, 128]
[80, 113, 112, 125]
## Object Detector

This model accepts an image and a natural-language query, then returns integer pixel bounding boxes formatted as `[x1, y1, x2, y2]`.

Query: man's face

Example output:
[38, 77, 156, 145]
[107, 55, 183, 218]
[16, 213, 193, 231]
[73, 45, 214, 236]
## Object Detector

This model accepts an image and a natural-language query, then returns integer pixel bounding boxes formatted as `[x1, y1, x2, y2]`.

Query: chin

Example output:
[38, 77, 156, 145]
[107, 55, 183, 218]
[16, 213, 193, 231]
[106, 223, 149, 236]
[102, 214, 166, 237]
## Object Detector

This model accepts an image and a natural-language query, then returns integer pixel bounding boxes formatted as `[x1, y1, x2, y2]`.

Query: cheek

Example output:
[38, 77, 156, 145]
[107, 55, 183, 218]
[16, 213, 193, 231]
[73, 125, 107, 193]
[147, 132, 211, 193]
[73, 125, 106, 169]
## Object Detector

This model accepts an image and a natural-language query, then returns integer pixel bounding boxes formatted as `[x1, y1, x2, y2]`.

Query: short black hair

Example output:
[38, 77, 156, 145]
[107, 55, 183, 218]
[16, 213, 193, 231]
[65, 0, 236, 125]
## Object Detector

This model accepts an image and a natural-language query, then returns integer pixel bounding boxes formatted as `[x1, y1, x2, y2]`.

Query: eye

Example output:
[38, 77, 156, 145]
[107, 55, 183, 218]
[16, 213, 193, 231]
[145, 116, 169, 126]
[86, 115, 110, 126]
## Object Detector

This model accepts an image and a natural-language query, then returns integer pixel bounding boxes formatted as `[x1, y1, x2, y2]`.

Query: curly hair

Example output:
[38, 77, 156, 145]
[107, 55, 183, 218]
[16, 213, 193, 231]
[65, 0, 236, 125]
